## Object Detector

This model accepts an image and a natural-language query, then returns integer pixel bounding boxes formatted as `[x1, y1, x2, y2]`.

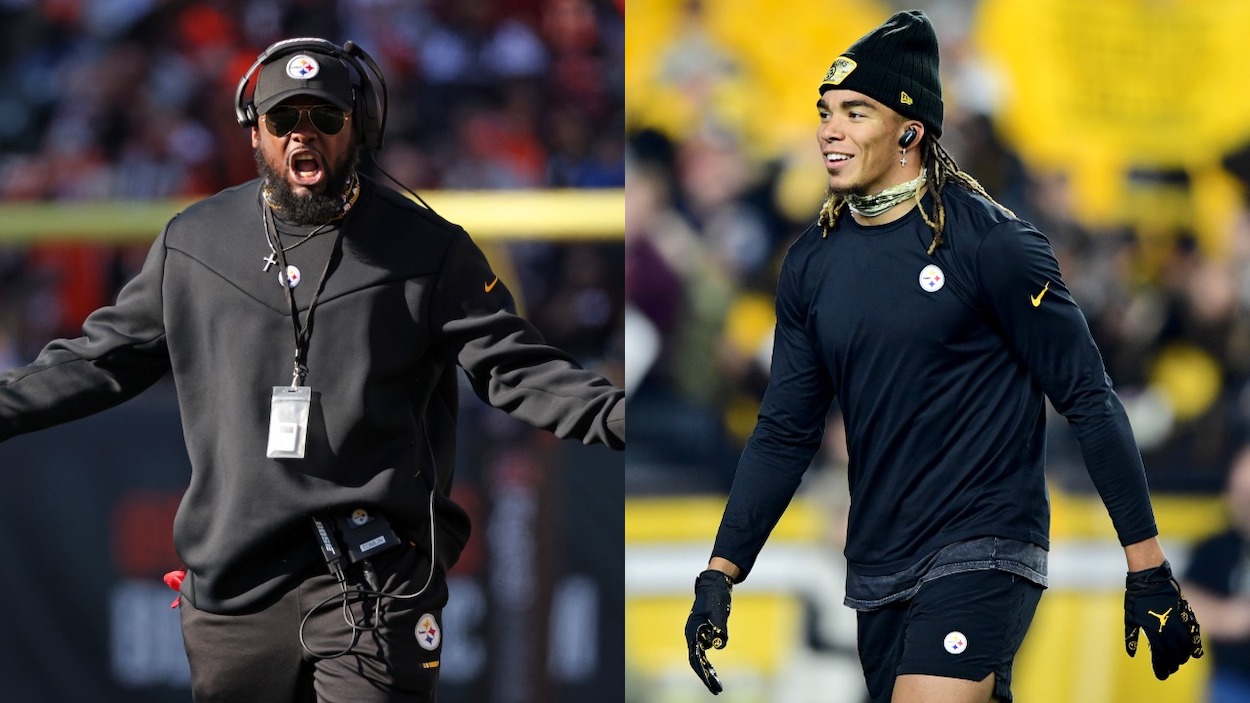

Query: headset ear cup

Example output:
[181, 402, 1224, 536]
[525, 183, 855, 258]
[357, 81, 380, 151]
[345, 49, 385, 152]
[363, 101, 381, 152]
[351, 91, 364, 146]
[356, 90, 378, 151]
[361, 101, 381, 152]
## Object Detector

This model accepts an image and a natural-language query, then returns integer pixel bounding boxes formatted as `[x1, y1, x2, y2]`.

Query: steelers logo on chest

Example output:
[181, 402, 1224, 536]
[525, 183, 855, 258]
[918, 264, 945, 293]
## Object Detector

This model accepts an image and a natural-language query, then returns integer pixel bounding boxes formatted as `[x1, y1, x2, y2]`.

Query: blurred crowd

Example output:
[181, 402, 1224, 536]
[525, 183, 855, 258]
[625, 0, 1250, 497]
[0, 0, 625, 387]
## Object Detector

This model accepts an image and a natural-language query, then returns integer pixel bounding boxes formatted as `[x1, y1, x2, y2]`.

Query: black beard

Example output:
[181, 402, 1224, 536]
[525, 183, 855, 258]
[254, 149, 359, 224]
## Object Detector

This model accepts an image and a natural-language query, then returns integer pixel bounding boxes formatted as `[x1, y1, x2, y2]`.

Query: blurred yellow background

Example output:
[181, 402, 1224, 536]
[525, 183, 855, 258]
[625, 1, 1250, 701]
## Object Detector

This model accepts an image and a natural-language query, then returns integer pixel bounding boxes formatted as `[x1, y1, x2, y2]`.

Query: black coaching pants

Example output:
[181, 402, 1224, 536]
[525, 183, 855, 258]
[180, 544, 447, 703]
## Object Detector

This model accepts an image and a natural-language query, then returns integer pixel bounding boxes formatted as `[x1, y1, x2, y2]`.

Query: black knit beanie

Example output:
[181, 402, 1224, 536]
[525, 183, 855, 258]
[818, 10, 943, 137]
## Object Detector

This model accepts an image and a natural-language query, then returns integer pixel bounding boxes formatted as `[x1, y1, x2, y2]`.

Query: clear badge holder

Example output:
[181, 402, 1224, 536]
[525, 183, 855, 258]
[267, 386, 312, 458]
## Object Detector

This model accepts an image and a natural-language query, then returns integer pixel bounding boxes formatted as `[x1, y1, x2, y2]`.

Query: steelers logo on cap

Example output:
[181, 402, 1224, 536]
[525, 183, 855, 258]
[944, 631, 968, 655]
[822, 56, 857, 86]
[286, 54, 320, 80]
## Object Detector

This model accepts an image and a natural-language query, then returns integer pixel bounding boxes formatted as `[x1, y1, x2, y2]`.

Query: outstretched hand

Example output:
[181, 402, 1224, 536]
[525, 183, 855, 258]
[1124, 560, 1204, 680]
[684, 569, 733, 694]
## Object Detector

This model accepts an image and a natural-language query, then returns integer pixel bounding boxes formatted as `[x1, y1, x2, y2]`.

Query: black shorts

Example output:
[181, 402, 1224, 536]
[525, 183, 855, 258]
[181, 542, 447, 703]
[856, 569, 1043, 703]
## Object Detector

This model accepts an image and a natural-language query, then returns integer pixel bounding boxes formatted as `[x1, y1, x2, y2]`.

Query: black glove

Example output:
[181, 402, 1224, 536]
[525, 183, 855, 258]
[684, 569, 733, 695]
[1124, 560, 1204, 680]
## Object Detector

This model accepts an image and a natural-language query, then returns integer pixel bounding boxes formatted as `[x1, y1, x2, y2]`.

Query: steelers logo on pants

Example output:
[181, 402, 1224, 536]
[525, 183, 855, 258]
[944, 631, 968, 655]
[416, 613, 441, 651]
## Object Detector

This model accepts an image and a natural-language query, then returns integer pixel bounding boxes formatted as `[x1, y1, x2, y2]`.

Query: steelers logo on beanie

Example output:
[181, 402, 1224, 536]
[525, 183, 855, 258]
[818, 10, 944, 137]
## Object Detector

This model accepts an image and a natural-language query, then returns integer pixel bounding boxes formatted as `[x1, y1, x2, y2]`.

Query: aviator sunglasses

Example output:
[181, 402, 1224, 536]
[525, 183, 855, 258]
[261, 105, 349, 137]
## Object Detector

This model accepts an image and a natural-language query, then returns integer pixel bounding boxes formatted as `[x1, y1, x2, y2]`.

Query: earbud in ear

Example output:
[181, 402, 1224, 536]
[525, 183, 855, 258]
[898, 126, 919, 149]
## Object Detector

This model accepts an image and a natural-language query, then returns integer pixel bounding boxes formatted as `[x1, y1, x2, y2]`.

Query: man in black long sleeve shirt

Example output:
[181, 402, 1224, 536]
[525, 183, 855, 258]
[684, 11, 1200, 703]
[0, 39, 624, 702]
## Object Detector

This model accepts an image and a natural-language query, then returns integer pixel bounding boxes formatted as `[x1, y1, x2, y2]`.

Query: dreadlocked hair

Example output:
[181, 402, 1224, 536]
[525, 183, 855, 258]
[818, 138, 1015, 255]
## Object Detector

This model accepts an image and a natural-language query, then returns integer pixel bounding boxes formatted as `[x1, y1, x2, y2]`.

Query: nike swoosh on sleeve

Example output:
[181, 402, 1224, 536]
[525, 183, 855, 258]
[1030, 281, 1050, 307]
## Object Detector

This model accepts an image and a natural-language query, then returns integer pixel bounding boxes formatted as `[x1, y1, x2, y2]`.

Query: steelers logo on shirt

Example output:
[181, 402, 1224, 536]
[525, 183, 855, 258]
[919, 264, 945, 292]
[281, 265, 301, 288]
[944, 631, 968, 655]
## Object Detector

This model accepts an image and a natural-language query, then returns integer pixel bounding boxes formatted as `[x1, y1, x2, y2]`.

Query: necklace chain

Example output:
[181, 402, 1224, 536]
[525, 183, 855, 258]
[271, 221, 332, 254]
[260, 174, 360, 271]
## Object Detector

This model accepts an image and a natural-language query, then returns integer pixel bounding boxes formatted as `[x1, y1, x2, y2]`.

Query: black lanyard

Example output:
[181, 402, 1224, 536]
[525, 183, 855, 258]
[263, 204, 346, 387]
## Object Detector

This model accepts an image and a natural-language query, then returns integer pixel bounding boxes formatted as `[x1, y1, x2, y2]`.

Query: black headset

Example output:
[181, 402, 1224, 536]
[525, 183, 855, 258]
[234, 37, 388, 153]
[898, 125, 919, 149]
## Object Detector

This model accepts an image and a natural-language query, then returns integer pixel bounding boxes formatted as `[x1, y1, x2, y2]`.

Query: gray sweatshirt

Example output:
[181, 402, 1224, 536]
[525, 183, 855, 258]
[0, 177, 624, 613]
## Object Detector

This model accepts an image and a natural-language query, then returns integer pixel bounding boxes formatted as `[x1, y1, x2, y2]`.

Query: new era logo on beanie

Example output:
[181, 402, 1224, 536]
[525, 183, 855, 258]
[254, 50, 354, 116]
[818, 10, 944, 137]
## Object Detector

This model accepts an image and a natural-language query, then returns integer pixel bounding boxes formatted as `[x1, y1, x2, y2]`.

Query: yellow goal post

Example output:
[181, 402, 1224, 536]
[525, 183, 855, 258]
[0, 189, 624, 243]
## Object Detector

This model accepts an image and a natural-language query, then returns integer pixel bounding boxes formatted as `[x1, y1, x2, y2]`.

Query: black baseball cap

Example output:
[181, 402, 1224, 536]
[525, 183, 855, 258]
[253, 49, 354, 116]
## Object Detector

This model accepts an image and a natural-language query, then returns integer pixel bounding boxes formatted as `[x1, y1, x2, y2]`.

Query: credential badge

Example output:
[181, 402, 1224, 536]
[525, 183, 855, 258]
[822, 56, 857, 86]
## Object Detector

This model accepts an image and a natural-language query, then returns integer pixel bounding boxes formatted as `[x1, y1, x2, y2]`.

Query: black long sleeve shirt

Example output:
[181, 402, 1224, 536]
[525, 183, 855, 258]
[712, 187, 1156, 585]
[0, 177, 624, 613]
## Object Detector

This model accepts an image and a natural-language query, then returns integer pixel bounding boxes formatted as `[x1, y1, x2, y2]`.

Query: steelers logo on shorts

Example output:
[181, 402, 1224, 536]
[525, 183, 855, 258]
[416, 613, 441, 651]
[944, 631, 968, 655]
